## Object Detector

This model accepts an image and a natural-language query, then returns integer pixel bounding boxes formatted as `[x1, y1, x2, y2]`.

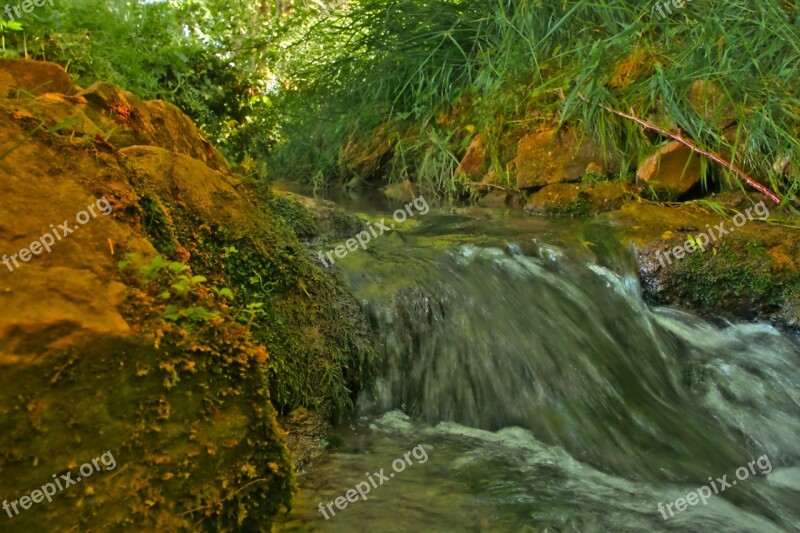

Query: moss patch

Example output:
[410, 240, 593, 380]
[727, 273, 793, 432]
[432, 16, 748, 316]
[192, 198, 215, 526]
[0, 65, 378, 531]
[667, 241, 781, 314]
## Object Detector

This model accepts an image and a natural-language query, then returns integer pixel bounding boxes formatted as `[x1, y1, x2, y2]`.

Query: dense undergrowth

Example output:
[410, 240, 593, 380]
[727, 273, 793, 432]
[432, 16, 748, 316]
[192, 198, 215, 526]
[1, 0, 285, 169]
[4, 0, 800, 199]
[273, 0, 800, 205]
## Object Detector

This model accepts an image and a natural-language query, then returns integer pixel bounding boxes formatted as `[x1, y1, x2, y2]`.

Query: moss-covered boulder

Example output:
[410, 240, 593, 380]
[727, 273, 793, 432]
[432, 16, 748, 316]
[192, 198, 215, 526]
[0, 59, 376, 531]
[602, 194, 800, 327]
[266, 190, 365, 242]
[524, 182, 632, 217]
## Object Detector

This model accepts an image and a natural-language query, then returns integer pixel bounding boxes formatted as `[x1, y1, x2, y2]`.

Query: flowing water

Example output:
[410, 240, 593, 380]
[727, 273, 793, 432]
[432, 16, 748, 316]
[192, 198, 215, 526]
[275, 203, 800, 532]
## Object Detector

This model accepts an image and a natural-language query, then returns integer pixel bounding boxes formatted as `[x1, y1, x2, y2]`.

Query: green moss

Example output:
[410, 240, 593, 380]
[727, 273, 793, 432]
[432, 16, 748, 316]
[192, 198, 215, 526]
[0, 258, 295, 531]
[138, 194, 177, 254]
[670, 240, 780, 313]
[143, 188, 378, 420]
[545, 193, 591, 218]
[112, 253, 295, 529]
[267, 195, 320, 240]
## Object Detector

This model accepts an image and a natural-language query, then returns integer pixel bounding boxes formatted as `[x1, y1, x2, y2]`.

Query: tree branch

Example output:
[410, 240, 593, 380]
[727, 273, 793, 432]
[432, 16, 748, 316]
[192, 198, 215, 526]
[579, 94, 781, 205]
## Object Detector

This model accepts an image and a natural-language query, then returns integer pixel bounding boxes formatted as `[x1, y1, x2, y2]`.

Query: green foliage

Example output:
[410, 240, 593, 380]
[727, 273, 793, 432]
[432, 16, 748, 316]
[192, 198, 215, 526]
[272, 0, 800, 204]
[10, 0, 283, 169]
[0, 18, 23, 54]
[388, 125, 465, 198]
[118, 254, 226, 326]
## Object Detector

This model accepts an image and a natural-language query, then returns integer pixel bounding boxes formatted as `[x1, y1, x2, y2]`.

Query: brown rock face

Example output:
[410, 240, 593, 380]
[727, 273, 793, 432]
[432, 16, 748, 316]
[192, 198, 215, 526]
[77, 82, 229, 172]
[0, 59, 377, 530]
[514, 127, 617, 189]
[119, 145, 249, 235]
[636, 141, 702, 198]
[0, 58, 76, 97]
[339, 122, 398, 180]
[524, 182, 629, 217]
[456, 134, 487, 179]
[0, 75, 229, 172]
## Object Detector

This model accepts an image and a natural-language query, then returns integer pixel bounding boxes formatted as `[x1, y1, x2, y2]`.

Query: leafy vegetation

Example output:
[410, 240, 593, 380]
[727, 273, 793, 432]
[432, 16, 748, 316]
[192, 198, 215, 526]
[6, 1, 799, 203]
[2, 0, 286, 170]
[272, 0, 800, 204]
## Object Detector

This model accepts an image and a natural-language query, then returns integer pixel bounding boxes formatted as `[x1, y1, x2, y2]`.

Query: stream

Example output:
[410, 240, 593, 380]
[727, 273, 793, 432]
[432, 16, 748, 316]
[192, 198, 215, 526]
[275, 200, 800, 532]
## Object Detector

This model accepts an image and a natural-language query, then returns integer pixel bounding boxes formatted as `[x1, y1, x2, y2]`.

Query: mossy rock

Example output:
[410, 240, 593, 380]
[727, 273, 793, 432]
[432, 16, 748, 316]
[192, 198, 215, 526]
[524, 182, 631, 218]
[0, 60, 377, 530]
[607, 197, 800, 327]
[266, 190, 364, 242]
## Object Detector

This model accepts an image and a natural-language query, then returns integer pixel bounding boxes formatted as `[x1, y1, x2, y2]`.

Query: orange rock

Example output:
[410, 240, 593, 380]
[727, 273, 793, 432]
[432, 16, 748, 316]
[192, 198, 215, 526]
[77, 82, 229, 172]
[513, 127, 617, 189]
[456, 134, 487, 179]
[636, 141, 702, 198]
[0, 58, 76, 97]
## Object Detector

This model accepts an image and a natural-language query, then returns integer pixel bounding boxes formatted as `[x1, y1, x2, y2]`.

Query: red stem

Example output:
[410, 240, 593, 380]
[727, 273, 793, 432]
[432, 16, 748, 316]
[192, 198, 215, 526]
[579, 94, 781, 205]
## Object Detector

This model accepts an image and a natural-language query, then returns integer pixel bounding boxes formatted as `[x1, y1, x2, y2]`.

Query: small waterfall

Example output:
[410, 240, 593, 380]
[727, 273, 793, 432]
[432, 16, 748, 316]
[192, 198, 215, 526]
[277, 214, 800, 532]
[343, 241, 800, 526]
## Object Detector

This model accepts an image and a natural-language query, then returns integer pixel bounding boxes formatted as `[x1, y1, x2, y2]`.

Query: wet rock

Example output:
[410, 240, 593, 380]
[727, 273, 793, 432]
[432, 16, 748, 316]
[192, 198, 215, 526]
[513, 127, 618, 189]
[636, 141, 702, 198]
[524, 182, 630, 217]
[268, 190, 365, 241]
[602, 196, 800, 327]
[279, 407, 329, 470]
[0, 58, 76, 97]
[477, 190, 513, 207]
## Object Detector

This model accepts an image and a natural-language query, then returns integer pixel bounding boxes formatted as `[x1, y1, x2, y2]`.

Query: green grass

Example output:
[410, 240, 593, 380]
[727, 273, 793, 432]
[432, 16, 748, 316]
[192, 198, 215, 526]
[10, 0, 799, 205]
[271, 0, 800, 209]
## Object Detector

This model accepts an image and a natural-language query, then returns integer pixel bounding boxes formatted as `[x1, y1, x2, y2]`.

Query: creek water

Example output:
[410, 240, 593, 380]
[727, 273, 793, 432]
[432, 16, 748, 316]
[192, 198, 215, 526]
[275, 201, 800, 532]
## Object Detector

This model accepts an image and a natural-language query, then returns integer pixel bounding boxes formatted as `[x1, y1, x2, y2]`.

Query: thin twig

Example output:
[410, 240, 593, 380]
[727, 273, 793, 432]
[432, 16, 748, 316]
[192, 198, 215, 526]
[578, 94, 782, 205]
[473, 182, 507, 191]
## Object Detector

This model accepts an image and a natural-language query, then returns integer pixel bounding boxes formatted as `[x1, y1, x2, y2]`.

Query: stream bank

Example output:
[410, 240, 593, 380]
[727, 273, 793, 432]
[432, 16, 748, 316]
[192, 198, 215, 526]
[0, 59, 377, 530]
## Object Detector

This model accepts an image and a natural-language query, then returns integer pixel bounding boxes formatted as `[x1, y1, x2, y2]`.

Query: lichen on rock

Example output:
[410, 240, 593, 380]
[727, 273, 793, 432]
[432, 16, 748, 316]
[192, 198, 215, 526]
[0, 59, 377, 530]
